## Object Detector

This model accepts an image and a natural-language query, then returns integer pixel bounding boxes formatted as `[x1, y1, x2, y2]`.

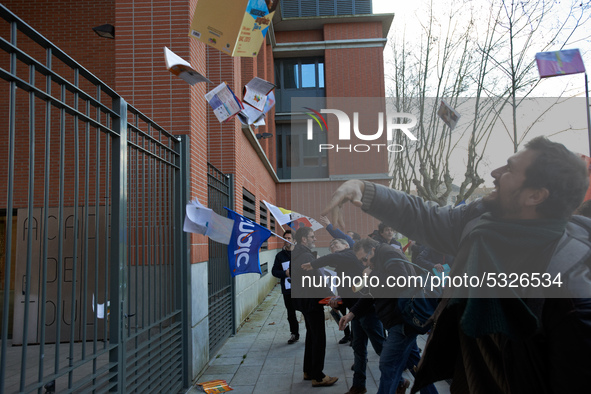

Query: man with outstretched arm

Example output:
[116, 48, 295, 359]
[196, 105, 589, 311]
[323, 137, 591, 393]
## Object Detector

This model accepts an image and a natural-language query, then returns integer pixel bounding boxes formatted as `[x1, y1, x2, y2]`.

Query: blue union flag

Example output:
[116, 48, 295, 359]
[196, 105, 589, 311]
[225, 208, 272, 277]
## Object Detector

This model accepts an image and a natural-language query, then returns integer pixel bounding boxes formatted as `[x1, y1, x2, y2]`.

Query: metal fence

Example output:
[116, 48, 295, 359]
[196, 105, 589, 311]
[206, 164, 234, 355]
[0, 4, 189, 393]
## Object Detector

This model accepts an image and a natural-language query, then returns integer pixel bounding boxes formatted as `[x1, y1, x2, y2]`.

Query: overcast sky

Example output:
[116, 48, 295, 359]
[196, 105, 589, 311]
[370, 0, 591, 187]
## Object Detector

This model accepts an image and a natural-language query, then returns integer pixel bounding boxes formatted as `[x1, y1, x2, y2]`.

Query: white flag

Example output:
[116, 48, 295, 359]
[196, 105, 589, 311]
[262, 200, 292, 226]
[183, 197, 233, 245]
[289, 212, 324, 231]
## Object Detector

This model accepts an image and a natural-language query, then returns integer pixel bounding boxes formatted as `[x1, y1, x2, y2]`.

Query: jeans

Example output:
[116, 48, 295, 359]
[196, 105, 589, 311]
[351, 311, 385, 388]
[378, 323, 418, 394]
[330, 305, 351, 338]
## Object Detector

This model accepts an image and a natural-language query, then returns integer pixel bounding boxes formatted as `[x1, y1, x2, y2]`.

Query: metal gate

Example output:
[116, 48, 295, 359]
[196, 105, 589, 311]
[206, 164, 234, 355]
[0, 5, 189, 393]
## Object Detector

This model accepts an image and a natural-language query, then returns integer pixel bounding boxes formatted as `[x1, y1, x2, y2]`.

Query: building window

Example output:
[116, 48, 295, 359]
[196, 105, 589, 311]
[276, 121, 328, 179]
[276, 57, 324, 90]
[275, 57, 325, 113]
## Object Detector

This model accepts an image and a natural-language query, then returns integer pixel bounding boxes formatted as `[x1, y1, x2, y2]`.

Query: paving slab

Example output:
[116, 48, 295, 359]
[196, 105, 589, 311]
[187, 285, 451, 394]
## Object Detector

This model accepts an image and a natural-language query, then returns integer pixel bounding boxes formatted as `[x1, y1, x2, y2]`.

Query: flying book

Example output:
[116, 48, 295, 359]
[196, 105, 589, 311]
[437, 100, 461, 130]
[205, 82, 243, 123]
[238, 91, 275, 126]
[242, 77, 275, 111]
[163, 47, 212, 85]
[189, 0, 278, 58]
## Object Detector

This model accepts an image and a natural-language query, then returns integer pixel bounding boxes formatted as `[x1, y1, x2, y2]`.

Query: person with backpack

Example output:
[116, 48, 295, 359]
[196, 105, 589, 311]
[301, 236, 385, 394]
[323, 136, 591, 393]
[340, 238, 439, 394]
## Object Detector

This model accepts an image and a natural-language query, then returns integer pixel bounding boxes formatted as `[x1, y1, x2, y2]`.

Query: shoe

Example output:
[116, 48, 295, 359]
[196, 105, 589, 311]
[395, 379, 410, 394]
[287, 334, 299, 344]
[312, 375, 338, 387]
[304, 372, 311, 381]
[338, 335, 350, 344]
[345, 386, 367, 394]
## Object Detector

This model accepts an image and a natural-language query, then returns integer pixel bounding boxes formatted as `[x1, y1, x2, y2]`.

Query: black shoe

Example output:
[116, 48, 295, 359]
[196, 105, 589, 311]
[338, 335, 350, 344]
[288, 334, 299, 344]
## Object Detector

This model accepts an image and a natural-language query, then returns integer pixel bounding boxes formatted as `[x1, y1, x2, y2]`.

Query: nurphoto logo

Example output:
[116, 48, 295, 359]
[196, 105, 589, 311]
[304, 108, 418, 153]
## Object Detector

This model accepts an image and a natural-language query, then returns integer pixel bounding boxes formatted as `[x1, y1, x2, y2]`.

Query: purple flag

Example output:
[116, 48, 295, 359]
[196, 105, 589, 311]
[535, 49, 585, 78]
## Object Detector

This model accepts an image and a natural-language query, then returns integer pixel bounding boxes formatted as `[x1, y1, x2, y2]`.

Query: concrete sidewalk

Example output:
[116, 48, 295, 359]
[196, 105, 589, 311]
[188, 285, 450, 394]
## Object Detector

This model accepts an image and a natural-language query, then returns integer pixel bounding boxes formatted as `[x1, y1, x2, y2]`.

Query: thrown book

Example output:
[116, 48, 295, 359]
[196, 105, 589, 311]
[437, 100, 461, 130]
[238, 91, 275, 126]
[163, 46, 212, 85]
[205, 82, 243, 123]
[242, 77, 275, 111]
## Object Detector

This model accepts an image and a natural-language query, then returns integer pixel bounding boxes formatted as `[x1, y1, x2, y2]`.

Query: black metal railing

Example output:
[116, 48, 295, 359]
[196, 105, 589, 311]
[0, 4, 188, 393]
[206, 163, 234, 355]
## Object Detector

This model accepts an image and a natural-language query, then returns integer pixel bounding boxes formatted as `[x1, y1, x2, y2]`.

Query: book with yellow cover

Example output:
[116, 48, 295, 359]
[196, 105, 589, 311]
[189, 0, 277, 58]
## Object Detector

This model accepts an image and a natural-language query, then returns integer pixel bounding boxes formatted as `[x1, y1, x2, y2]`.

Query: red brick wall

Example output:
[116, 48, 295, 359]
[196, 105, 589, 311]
[275, 29, 324, 43]
[2, 0, 116, 87]
[114, 0, 212, 263]
[0, 1, 116, 209]
[205, 42, 281, 249]
[274, 20, 390, 247]
[324, 21, 383, 41]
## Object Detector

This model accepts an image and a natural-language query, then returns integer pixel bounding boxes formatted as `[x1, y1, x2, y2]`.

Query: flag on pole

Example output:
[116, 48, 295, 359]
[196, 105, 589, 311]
[262, 200, 292, 225]
[225, 208, 272, 277]
[288, 212, 324, 231]
[578, 153, 591, 202]
[535, 49, 586, 78]
[263, 200, 324, 231]
[183, 198, 234, 244]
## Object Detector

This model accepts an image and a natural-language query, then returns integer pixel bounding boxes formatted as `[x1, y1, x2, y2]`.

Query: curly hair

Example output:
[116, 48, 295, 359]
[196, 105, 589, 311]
[523, 136, 589, 219]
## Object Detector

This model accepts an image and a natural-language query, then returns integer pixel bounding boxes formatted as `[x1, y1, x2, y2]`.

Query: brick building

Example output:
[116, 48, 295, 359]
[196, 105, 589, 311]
[0, 0, 392, 387]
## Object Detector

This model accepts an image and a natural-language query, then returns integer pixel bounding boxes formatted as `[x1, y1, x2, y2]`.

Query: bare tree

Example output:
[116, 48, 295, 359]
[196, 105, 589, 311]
[387, 1, 503, 205]
[485, 0, 591, 152]
[387, 0, 591, 205]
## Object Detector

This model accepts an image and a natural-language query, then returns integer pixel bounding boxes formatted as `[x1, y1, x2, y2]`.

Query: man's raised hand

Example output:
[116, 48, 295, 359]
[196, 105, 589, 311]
[322, 180, 365, 229]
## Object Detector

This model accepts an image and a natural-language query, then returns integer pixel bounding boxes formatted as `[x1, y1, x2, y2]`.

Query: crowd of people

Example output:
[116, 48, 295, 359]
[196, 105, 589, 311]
[272, 137, 591, 393]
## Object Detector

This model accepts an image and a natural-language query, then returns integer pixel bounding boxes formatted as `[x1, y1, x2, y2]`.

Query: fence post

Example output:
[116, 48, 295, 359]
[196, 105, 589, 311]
[109, 97, 128, 392]
[176, 134, 191, 387]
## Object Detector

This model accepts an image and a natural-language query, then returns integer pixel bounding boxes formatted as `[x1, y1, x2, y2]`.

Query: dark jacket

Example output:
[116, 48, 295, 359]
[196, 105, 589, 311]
[271, 248, 291, 294]
[361, 182, 591, 394]
[291, 243, 331, 313]
[371, 244, 411, 329]
[349, 244, 412, 329]
[310, 249, 364, 306]
[415, 246, 454, 272]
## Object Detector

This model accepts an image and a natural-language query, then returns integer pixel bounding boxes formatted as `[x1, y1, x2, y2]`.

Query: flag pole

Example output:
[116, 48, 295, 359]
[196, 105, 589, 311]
[585, 73, 591, 156]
